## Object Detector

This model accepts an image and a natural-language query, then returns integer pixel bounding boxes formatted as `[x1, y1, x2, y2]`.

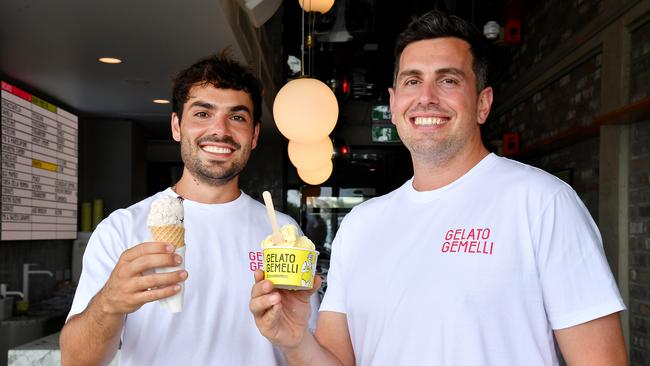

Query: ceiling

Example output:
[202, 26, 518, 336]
[0, 0, 508, 141]
[0, 0, 255, 138]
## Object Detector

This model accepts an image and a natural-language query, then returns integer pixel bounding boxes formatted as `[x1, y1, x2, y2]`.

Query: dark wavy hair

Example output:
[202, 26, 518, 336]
[172, 51, 263, 124]
[394, 10, 491, 92]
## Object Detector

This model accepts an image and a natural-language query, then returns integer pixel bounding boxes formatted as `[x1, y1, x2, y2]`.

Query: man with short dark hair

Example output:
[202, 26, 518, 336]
[250, 10, 626, 365]
[61, 53, 316, 365]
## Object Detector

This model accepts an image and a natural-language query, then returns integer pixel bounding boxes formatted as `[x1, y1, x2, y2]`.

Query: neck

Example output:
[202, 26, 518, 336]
[172, 167, 241, 204]
[411, 142, 489, 191]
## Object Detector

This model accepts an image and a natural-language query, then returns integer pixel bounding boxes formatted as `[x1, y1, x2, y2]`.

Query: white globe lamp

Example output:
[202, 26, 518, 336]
[298, 0, 335, 14]
[273, 78, 338, 143]
[287, 137, 333, 171]
[297, 159, 333, 185]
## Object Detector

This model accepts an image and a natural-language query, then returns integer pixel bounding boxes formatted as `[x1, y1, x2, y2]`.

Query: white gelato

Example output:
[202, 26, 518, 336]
[147, 196, 184, 226]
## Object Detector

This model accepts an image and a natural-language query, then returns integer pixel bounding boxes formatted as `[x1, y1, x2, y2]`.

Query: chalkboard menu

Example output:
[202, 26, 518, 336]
[1, 81, 78, 240]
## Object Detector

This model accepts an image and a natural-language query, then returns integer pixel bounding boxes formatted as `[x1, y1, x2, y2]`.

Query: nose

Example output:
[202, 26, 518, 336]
[206, 114, 232, 136]
[418, 81, 440, 106]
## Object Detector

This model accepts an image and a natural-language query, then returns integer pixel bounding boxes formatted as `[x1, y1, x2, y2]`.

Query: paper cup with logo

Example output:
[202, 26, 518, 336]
[263, 246, 319, 290]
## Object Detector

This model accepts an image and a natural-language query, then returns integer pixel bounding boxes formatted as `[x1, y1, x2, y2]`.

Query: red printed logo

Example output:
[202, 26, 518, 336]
[441, 228, 494, 255]
[248, 251, 263, 271]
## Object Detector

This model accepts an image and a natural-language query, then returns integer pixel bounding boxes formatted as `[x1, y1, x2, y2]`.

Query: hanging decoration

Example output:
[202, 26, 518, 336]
[287, 137, 334, 170]
[272, 0, 338, 185]
[297, 0, 334, 14]
[274, 78, 338, 142]
[297, 159, 334, 186]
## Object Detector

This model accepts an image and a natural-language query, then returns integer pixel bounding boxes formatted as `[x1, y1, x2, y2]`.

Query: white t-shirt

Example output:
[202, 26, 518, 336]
[320, 153, 624, 366]
[68, 189, 318, 366]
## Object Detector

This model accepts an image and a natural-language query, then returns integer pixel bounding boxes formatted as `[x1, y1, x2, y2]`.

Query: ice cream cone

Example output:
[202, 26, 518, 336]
[150, 225, 185, 312]
[147, 195, 186, 312]
[150, 224, 185, 248]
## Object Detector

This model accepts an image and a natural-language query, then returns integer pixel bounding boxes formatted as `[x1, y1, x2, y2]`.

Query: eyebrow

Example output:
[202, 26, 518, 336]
[187, 100, 252, 115]
[437, 67, 467, 79]
[188, 100, 216, 110]
[397, 67, 467, 81]
[396, 69, 422, 81]
[228, 105, 252, 115]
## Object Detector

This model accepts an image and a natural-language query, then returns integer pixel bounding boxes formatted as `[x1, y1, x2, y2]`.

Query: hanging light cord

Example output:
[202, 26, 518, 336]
[299, 0, 318, 77]
[310, 8, 315, 76]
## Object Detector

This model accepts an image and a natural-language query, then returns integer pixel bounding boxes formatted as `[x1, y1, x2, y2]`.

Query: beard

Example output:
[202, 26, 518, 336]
[397, 118, 474, 167]
[406, 133, 463, 166]
[180, 133, 251, 186]
[396, 104, 478, 166]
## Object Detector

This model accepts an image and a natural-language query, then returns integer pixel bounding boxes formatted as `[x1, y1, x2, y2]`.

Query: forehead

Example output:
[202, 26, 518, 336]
[184, 84, 253, 110]
[398, 37, 475, 74]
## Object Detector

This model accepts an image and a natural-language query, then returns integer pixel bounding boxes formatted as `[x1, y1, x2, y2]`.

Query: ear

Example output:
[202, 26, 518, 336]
[476, 86, 493, 125]
[171, 113, 181, 142]
[388, 87, 397, 126]
[251, 122, 260, 150]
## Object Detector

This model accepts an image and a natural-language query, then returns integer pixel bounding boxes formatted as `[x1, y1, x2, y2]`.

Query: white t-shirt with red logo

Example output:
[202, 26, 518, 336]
[320, 153, 624, 366]
[68, 189, 318, 366]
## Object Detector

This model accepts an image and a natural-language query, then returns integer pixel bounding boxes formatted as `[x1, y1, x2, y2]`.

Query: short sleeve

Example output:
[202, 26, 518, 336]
[319, 216, 350, 314]
[66, 214, 130, 321]
[533, 188, 625, 329]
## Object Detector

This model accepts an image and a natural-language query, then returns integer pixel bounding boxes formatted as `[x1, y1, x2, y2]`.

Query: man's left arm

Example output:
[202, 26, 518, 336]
[554, 312, 627, 366]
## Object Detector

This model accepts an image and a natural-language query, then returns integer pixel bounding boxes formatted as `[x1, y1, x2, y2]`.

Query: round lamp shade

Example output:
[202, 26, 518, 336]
[297, 0, 335, 13]
[273, 78, 338, 143]
[297, 159, 333, 185]
[288, 137, 333, 171]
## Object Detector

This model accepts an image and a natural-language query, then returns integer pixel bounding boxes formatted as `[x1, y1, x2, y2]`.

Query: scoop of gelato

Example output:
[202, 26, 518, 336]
[147, 196, 184, 226]
[261, 224, 315, 250]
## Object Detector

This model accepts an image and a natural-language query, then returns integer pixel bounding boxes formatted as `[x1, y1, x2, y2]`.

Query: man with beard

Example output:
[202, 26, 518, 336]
[250, 10, 626, 366]
[61, 53, 317, 365]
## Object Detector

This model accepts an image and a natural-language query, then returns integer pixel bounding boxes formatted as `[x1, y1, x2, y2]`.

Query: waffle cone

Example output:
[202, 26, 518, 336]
[150, 224, 185, 248]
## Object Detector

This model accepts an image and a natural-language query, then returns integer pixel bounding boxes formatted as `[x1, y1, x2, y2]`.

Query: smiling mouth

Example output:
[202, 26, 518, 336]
[201, 145, 234, 154]
[412, 116, 448, 126]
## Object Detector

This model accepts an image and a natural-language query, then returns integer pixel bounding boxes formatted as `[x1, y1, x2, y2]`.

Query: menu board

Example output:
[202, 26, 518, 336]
[1, 81, 78, 240]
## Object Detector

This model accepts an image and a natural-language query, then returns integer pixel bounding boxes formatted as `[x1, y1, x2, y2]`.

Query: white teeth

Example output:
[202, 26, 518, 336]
[202, 146, 232, 154]
[414, 117, 446, 125]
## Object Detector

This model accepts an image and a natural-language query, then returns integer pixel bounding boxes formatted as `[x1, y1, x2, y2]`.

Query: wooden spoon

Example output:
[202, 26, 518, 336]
[262, 191, 284, 244]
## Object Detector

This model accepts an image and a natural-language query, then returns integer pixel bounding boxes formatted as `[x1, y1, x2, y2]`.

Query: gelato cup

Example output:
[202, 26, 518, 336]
[263, 246, 319, 290]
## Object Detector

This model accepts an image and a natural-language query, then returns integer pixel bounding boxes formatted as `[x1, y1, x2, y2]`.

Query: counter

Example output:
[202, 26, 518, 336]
[8, 332, 118, 366]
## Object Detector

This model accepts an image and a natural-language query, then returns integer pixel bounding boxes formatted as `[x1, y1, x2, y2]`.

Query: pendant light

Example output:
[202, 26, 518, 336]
[273, 0, 338, 184]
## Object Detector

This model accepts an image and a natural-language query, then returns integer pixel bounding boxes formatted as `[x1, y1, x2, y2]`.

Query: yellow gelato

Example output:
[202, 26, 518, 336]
[261, 224, 315, 250]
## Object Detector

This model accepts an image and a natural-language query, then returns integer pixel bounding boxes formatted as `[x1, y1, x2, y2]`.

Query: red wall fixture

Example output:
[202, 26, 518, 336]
[504, 19, 521, 44]
[502, 132, 520, 156]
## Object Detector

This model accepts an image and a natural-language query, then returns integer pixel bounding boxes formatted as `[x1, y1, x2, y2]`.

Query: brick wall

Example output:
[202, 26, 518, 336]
[630, 20, 650, 103]
[629, 119, 650, 365]
[486, 54, 602, 213]
[487, 54, 602, 146]
[495, 0, 604, 92]
[628, 15, 650, 365]
[525, 137, 600, 219]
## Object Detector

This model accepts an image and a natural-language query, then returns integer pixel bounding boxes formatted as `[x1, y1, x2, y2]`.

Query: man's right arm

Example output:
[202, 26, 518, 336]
[60, 292, 125, 366]
[60, 242, 186, 366]
[250, 271, 355, 366]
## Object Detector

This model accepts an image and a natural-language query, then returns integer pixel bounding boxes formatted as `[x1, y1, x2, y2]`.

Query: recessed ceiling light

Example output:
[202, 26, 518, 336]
[98, 57, 122, 64]
[153, 99, 170, 104]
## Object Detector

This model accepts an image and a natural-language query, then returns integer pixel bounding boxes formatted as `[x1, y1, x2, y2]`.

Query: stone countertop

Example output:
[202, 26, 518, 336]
[8, 332, 118, 366]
